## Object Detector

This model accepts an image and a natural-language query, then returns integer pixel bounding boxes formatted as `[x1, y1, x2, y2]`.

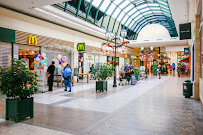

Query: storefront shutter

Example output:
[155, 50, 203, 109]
[0, 42, 11, 68]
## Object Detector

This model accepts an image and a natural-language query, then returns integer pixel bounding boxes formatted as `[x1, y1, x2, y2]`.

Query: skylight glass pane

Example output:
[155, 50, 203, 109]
[121, 15, 129, 24]
[125, 18, 132, 26]
[158, 0, 168, 6]
[123, 4, 134, 13]
[143, 11, 153, 16]
[114, 0, 124, 5]
[112, 7, 121, 18]
[134, 14, 143, 21]
[128, 8, 137, 16]
[92, 0, 102, 7]
[137, 4, 148, 9]
[106, 3, 117, 15]
[139, 7, 150, 13]
[100, 0, 111, 12]
[129, 20, 135, 28]
[117, 11, 125, 21]
[131, 11, 140, 19]
[119, 0, 130, 9]
[162, 8, 170, 14]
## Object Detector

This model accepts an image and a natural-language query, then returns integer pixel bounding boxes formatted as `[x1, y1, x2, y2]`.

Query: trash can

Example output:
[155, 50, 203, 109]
[183, 80, 193, 98]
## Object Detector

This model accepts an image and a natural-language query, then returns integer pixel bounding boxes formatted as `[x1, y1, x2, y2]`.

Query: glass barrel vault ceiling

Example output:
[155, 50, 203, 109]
[53, 0, 178, 40]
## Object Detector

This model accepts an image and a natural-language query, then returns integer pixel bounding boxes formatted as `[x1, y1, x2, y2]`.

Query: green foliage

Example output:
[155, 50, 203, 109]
[0, 59, 38, 100]
[134, 69, 139, 75]
[151, 62, 158, 72]
[92, 63, 114, 81]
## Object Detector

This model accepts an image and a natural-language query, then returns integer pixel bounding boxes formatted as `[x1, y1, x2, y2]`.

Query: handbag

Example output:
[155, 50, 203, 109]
[47, 74, 51, 78]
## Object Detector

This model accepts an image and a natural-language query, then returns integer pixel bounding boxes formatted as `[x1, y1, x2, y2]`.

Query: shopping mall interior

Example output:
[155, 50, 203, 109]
[0, 0, 203, 135]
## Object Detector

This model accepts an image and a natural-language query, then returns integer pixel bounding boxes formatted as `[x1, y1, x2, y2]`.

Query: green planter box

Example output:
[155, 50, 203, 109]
[153, 72, 157, 76]
[6, 97, 33, 123]
[135, 75, 140, 81]
[96, 81, 107, 92]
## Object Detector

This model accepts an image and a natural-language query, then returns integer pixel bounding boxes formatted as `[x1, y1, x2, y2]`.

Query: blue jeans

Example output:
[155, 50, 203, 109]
[64, 79, 71, 90]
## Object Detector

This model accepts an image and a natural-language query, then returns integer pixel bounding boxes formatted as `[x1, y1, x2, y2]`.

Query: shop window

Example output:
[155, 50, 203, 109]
[0, 42, 11, 68]
[18, 45, 40, 70]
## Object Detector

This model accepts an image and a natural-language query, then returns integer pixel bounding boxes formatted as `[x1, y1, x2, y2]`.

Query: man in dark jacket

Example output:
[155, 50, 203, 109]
[47, 61, 55, 91]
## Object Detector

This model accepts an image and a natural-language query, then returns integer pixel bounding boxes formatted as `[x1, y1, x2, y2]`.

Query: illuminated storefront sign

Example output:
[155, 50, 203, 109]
[28, 35, 37, 45]
[77, 43, 85, 51]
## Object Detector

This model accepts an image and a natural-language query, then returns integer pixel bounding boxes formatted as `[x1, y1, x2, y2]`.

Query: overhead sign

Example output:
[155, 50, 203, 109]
[179, 23, 191, 40]
[184, 48, 189, 55]
[28, 35, 37, 45]
[77, 43, 85, 51]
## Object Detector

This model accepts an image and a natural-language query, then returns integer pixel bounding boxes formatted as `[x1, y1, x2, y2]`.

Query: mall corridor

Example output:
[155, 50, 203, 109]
[0, 76, 202, 135]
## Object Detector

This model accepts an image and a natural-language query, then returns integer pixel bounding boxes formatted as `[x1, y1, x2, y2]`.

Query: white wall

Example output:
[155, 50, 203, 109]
[0, 7, 105, 48]
[137, 24, 170, 41]
[99, 55, 107, 64]
[83, 53, 95, 74]
[168, 0, 189, 35]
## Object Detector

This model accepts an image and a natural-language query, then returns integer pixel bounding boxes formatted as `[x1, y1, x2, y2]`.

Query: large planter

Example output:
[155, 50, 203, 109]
[6, 97, 33, 123]
[153, 72, 157, 76]
[96, 81, 107, 92]
[135, 75, 140, 81]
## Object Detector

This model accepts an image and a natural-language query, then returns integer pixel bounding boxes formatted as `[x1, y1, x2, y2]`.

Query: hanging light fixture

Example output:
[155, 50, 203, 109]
[150, 46, 153, 51]
[141, 46, 144, 51]
[121, 28, 127, 38]
[105, 29, 111, 40]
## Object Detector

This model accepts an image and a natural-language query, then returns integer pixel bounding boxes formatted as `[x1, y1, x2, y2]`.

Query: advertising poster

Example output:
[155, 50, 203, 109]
[36, 66, 45, 92]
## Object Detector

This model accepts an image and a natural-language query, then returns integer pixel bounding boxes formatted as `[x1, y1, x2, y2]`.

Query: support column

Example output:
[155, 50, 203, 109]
[194, 15, 200, 100]
[72, 43, 78, 83]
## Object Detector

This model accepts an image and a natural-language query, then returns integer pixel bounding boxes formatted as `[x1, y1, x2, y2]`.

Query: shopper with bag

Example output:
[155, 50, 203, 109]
[62, 64, 72, 92]
[47, 61, 55, 91]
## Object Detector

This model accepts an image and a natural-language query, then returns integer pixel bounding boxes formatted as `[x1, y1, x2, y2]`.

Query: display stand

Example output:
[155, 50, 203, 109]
[36, 66, 45, 93]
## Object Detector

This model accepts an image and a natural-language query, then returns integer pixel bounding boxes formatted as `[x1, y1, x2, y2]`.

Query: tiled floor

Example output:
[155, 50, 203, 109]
[0, 75, 203, 135]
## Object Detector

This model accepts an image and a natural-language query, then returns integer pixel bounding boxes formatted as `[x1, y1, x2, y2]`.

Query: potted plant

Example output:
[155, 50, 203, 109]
[151, 62, 158, 76]
[134, 68, 140, 81]
[92, 63, 114, 92]
[0, 59, 38, 122]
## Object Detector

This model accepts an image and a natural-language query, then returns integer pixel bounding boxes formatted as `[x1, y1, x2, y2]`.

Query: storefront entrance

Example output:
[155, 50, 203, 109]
[18, 45, 40, 70]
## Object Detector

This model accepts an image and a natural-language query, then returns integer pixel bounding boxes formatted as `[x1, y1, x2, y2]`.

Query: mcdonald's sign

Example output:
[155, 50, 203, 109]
[77, 43, 85, 51]
[28, 35, 37, 45]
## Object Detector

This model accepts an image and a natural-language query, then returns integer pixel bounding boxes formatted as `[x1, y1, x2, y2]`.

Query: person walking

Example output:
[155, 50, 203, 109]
[47, 61, 55, 91]
[62, 64, 72, 92]
[158, 64, 161, 79]
[124, 63, 129, 71]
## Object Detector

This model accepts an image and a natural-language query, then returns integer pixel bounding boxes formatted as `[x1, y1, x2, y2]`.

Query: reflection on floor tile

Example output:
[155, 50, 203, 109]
[59, 77, 170, 113]
[0, 123, 74, 135]
[34, 93, 72, 105]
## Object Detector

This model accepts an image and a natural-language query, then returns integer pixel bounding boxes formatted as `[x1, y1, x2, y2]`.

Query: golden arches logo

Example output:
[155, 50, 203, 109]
[77, 43, 85, 51]
[28, 35, 37, 45]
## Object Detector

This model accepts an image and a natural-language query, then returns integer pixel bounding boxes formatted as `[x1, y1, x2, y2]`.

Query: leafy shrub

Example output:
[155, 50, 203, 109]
[151, 62, 158, 72]
[92, 63, 114, 81]
[134, 69, 140, 75]
[0, 59, 38, 100]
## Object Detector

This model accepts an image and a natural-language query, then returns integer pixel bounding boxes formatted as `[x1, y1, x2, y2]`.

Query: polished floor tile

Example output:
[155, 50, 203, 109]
[0, 75, 202, 135]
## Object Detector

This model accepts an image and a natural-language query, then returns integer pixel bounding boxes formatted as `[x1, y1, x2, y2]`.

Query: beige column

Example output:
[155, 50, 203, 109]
[72, 43, 78, 83]
[194, 15, 200, 100]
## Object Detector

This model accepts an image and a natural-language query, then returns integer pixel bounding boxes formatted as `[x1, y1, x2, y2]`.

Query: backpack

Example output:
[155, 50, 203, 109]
[62, 67, 72, 80]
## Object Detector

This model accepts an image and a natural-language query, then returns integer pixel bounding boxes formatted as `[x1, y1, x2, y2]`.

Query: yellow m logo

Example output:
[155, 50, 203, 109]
[28, 35, 37, 45]
[77, 43, 85, 51]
